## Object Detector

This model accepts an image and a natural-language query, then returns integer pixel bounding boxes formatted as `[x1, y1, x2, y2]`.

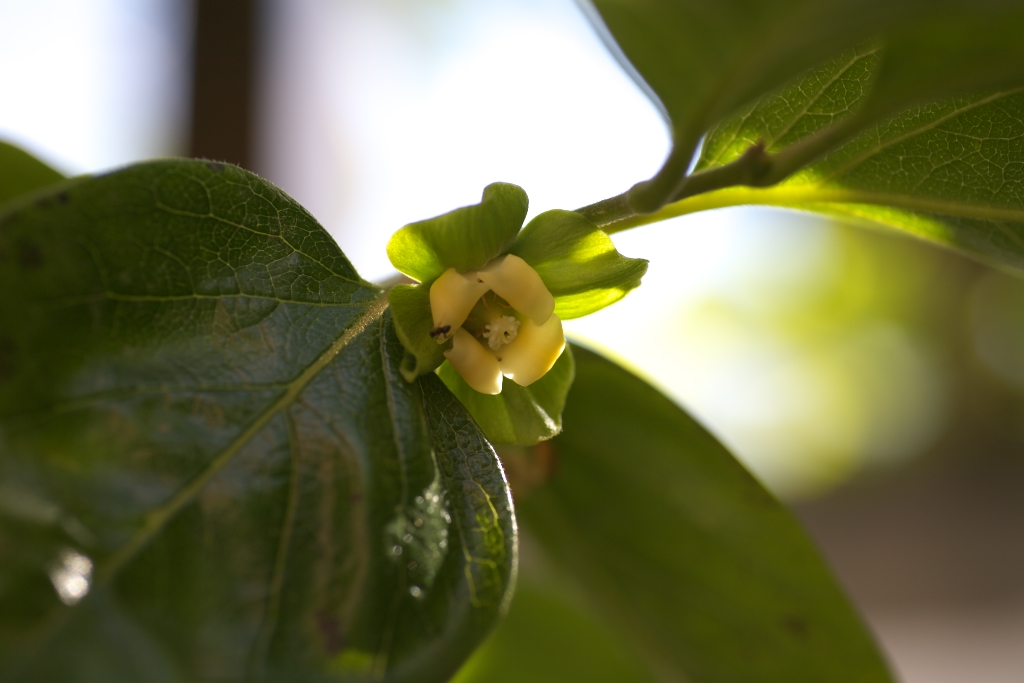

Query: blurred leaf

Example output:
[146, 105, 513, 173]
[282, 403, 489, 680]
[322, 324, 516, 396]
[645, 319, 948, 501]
[511, 210, 648, 319]
[516, 345, 893, 682]
[587, 0, 1024, 211]
[387, 183, 528, 282]
[438, 346, 575, 445]
[0, 160, 515, 683]
[451, 577, 658, 683]
[0, 140, 65, 207]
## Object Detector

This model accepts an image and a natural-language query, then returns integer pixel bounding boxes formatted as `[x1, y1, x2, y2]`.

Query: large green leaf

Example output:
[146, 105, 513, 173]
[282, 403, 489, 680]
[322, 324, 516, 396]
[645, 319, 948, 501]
[0, 140, 65, 207]
[639, 52, 1024, 275]
[694, 44, 882, 173]
[0, 160, 516, 683]
[451, 576, 658, 683]
[586, 0, 1024, 212]
[784, 88, 1024, 273]
[516, 345, 893, 682]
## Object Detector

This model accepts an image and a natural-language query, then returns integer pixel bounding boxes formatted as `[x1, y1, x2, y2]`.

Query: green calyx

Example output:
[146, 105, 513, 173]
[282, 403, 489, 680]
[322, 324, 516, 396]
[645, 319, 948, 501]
[387, 182, 529, 283]
[387, 184, 647, 381]
[511, 209, 648, 319]
[386, 183, 647, 445]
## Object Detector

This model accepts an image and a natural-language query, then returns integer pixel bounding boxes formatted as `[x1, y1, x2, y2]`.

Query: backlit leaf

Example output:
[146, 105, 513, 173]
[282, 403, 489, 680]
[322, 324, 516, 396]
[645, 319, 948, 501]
[587, 0, 1024, 212]
[652, 53, 1024, 275]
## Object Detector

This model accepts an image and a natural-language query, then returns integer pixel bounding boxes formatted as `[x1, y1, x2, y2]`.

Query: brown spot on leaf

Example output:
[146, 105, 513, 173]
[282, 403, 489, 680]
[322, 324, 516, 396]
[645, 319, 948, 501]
[782, 614, 809, 639]
[317, 612, 346, 655]
[0, 338, 14, 380]
[16, 239, 44, 270]
[498, 440, 558, 501]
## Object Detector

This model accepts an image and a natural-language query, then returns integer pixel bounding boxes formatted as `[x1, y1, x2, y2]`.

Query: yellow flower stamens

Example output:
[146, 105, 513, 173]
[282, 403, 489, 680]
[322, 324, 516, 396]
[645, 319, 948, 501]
[430, 254, 564, 392]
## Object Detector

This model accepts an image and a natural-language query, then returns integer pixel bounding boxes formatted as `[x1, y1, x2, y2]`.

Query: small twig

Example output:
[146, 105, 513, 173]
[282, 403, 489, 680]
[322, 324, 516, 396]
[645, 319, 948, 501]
[575, 112, 869, 232]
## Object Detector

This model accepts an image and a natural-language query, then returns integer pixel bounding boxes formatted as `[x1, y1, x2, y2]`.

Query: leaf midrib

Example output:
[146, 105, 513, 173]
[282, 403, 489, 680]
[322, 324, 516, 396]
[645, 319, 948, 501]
[95, 290, 389, 586]
[613, 185, 1024, 234]
[817, 87, 1023, 184]
[705, 46, 879, 168]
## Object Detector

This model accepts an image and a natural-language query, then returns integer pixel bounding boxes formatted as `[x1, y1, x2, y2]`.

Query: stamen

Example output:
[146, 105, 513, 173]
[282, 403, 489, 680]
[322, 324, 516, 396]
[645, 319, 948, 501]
[482, 315, 520, 351]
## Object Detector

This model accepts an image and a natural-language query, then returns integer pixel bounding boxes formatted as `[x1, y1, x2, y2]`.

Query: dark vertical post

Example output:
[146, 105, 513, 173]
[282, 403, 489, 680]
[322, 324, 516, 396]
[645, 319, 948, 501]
[188, 0, 256, 168]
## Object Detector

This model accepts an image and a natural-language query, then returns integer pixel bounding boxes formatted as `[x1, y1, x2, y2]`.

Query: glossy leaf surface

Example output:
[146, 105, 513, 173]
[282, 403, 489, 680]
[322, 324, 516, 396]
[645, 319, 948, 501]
[511, 210, 647, 319]
[0, 140, 65, 207]
[587, 0, 1024, 211]
[387, 183, 528, 282]
[438, 346, 574, 446]
[0, 160, 516, 683]
[516, 345, 893, 683]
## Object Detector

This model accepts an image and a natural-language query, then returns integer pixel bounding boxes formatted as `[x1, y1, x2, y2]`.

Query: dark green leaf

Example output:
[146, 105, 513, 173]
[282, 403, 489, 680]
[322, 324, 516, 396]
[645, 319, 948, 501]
[0, 140, 65, 207]
[437, 346, 574, 446]
[588, 0, 1024, 211]
[387, 183, 528, 282]
[511, 210, 648, 319]
[388, 283, 449, 381]
[451, 577, 658, 683]
[516, 345, 893, 683]
[0, 160, 515, 683]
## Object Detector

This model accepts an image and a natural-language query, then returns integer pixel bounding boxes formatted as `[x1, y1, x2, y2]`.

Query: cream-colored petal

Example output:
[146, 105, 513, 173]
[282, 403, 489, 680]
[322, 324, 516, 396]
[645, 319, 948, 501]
[444, 328, 503, 394]
[477, 254, 554, 325]
[429, 268, 490, 343]
[497, 314, 564, 387]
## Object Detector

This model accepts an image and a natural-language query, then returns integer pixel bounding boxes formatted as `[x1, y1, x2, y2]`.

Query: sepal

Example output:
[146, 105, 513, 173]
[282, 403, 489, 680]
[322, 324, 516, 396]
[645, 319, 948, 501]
[387, 182, 529, 282]
[388, 283, 448, 381]
[438, 345, 575, 445]
[512, 210, 648, 319]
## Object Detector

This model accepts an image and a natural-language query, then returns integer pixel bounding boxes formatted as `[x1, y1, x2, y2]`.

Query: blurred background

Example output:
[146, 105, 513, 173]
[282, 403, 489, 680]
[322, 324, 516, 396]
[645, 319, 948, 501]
[3, 0, 1024, 680]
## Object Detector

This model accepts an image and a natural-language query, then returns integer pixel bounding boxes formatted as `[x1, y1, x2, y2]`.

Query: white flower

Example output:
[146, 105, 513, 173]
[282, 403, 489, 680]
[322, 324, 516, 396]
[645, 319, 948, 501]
[429, 254, 565, 395]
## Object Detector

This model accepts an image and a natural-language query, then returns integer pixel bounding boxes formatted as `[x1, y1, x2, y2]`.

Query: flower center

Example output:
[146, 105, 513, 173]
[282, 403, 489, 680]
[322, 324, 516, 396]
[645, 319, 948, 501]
[482, 315, 520, 350]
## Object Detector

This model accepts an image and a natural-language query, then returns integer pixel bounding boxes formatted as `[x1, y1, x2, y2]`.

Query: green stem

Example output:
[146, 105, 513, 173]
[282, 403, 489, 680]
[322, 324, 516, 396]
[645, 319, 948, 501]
[576, 113, 868, 232]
